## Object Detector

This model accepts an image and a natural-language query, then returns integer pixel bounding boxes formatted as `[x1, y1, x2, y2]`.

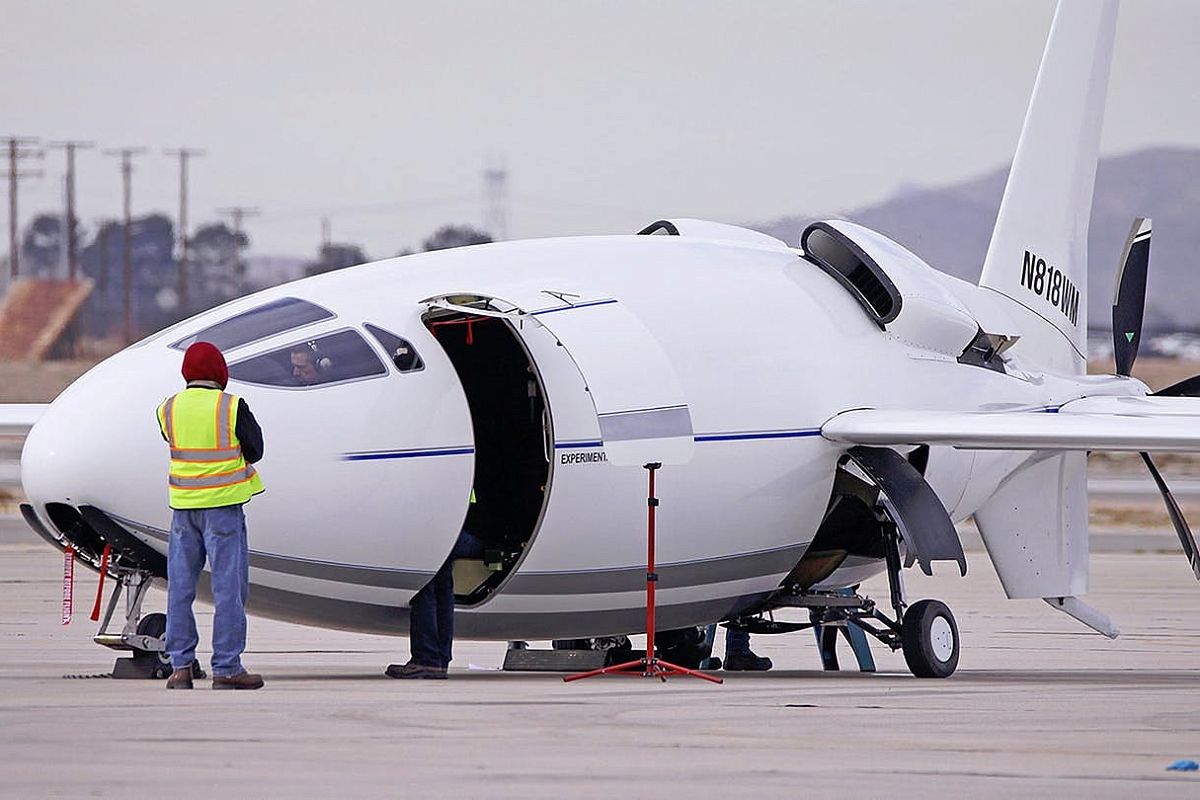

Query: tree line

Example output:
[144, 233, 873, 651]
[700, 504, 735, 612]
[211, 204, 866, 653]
[14, 211, 493, 340]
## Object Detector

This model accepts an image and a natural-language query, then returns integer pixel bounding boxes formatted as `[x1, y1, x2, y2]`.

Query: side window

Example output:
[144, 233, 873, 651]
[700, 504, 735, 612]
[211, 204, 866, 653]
[172, 297, 334, 352]
[228, 329, 386, 388]
[365, 323, 425, 373]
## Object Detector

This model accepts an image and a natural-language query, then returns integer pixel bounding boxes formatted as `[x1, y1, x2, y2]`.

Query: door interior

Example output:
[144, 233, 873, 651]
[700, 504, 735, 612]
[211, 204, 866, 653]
[424, 306, 551, 604]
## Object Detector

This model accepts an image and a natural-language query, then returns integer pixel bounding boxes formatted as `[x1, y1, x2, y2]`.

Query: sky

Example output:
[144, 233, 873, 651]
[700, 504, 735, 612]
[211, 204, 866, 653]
[3, 0, 1199, 260]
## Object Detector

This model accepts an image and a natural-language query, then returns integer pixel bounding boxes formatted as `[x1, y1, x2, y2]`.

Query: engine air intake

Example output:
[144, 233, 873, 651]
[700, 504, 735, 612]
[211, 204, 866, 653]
[801, 222, 901, 326]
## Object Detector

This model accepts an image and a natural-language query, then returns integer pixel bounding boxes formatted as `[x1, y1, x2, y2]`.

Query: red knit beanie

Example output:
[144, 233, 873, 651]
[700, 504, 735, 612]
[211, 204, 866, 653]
[182, 341, 229, 389]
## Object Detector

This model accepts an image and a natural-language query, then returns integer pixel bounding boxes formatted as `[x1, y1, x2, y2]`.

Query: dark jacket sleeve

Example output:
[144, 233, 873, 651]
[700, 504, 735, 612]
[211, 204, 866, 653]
[236, 398, 264, 464]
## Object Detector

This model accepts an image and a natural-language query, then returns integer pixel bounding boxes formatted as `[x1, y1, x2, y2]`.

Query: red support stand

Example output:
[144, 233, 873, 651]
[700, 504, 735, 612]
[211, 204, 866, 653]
[565, 463, 723, 685]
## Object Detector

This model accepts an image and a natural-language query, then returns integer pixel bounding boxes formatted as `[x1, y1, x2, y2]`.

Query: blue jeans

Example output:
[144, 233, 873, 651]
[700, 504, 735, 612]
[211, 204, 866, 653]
[726, 627, 751, 656]
[409, 531, 484, 667]
[166, 505, 250, 677]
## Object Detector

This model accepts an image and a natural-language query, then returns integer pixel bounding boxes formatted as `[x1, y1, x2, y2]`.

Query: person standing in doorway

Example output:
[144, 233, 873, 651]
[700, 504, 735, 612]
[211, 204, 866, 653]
[387, 490, 484, 679]
[157, 341, 266, 690]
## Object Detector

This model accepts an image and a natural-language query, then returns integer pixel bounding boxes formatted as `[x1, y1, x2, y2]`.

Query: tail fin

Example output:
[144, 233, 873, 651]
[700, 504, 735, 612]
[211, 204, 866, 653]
[978, 0, 1119, 371]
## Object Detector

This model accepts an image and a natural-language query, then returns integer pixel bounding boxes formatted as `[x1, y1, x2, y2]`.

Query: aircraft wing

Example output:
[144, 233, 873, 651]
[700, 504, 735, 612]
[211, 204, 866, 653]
[822, 396, 1200, 452]
[0, 404, 48, 436]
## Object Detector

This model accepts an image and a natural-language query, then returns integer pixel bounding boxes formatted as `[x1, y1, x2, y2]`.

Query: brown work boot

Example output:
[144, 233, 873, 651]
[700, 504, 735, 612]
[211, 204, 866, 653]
[212, 671, 265, 690]
[165, 668, 194, 690]
[385, 661, 447, 680]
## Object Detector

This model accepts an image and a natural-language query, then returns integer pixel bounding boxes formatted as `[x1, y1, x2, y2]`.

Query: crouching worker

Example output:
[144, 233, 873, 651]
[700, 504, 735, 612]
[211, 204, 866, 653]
[157, 342, 266, 690]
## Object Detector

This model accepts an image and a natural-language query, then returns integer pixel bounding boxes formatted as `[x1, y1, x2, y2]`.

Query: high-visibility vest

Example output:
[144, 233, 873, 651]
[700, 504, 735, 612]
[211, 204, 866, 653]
[157, 387, 265, 510]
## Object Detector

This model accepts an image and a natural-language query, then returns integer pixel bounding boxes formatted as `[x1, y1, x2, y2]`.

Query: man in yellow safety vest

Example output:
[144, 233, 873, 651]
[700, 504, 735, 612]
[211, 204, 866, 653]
[157, 341, 266, 690]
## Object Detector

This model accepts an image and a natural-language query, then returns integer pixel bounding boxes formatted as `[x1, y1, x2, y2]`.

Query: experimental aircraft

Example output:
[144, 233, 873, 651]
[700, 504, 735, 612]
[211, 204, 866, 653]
[7, 0, 1199, 678]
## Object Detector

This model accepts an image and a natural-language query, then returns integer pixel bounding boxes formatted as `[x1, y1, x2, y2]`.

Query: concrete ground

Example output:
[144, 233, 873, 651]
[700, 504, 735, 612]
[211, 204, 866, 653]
[1, 516, 1199, 798]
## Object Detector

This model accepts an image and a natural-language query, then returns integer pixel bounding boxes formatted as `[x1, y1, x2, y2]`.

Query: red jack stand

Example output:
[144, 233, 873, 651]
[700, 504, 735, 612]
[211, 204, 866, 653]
[565, 463, 722, 685]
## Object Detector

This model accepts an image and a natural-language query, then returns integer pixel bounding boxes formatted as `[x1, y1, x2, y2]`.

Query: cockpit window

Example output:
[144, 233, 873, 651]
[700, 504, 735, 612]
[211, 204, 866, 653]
[228, 329, 386, 388]
[171, 297, 334, 352]
[365, 323, 424, 373]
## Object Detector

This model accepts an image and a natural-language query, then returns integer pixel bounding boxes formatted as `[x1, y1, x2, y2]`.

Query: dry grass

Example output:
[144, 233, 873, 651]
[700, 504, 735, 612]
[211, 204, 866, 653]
[1089, 501, 1199, 530]
[0, 360, 101, 403]
[1088, 356, 1199, 392]
[0, 486, 22, 515]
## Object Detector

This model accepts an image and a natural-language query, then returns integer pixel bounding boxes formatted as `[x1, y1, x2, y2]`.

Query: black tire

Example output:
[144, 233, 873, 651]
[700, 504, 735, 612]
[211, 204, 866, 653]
[901, 599, 959, 678]
[551, 638, 593, 651]
[134, 612, 171, 670]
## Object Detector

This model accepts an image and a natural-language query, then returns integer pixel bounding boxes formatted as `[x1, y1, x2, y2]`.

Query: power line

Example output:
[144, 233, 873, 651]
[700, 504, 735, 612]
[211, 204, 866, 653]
[103, 147, 148, 344]
[2, 136, 44, 282]
[46, 140, 95, 281]
[164, 147, 206, 313]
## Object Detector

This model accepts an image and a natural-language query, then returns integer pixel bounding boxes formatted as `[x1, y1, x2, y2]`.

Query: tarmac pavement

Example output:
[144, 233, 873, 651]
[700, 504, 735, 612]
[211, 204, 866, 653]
[2, 514, 1200, 797]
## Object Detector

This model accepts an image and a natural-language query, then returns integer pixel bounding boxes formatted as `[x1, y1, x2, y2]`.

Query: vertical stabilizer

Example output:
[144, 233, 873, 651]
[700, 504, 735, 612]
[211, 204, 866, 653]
[978, 0, 1119, 370]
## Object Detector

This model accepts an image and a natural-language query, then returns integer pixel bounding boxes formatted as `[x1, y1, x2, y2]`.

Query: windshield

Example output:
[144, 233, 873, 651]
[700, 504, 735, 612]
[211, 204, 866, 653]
[172, 297, 334, 352]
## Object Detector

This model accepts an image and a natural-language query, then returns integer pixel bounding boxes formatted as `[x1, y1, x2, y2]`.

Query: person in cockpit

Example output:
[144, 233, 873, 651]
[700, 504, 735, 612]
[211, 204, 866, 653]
[289, 344, 326, 385]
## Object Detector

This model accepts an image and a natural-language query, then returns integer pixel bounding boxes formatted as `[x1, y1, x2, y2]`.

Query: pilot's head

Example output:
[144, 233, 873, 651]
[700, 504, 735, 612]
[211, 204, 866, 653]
[290, 347, 321, 385]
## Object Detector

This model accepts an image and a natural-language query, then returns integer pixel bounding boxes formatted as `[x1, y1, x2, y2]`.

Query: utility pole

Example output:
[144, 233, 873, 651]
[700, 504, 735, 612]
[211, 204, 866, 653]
[218, 206, 259, 296]
[164, 147, 205, 314]
[483, 156, 509, 241]
[94, 218, 111, 293]
[3, 136, 43, 282]
[104, 148, 147, 344]
[47, 140, 95, 281]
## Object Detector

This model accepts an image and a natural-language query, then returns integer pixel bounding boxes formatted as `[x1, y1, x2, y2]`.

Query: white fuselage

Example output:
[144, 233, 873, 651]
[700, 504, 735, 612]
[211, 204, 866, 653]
[19, 232, 1141, 639]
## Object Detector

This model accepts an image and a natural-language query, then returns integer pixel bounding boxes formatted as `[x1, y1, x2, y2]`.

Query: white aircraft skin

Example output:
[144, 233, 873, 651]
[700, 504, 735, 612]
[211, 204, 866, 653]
[12, 0, 1198, 666]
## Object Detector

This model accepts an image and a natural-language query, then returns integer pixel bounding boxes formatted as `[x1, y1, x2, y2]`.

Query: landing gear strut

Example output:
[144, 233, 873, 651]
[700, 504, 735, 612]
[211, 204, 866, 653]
[747, 526, 961, 678]
[94, 569, 204, 680]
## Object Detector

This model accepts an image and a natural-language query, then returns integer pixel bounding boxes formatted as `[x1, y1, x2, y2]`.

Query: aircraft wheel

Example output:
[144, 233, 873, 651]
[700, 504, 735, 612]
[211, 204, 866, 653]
[901, 599, 959, 678]
[135, 612, 171, 678]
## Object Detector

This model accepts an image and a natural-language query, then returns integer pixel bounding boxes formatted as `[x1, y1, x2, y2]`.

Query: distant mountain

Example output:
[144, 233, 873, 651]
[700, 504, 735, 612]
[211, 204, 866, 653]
[754, 147, 1200, 332]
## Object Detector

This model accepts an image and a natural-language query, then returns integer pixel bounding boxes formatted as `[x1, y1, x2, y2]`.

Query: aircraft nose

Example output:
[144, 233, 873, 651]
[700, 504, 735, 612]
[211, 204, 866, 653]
[21, 347, 177, 527]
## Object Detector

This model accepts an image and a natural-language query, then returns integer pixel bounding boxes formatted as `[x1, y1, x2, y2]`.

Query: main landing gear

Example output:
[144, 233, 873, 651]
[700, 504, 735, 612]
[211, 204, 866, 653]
[737, 527, 961, 678]
[94, 569, 204, 680]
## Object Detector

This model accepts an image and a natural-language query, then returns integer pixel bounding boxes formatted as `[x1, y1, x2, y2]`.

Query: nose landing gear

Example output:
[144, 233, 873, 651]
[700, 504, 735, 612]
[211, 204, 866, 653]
[94, 570, 204, 680]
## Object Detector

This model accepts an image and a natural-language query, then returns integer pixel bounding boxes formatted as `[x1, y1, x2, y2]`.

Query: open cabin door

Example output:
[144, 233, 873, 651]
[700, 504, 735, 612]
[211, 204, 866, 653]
[422, 288, 694, 467]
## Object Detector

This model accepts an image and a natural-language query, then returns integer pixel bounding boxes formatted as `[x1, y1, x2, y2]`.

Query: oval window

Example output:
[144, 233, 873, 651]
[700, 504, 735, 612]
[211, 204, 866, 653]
[365, 323, 424, 373]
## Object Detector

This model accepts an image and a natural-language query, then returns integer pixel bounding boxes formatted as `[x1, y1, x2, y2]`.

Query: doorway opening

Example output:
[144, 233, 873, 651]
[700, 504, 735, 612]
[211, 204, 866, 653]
[424, 305, 552, 604]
